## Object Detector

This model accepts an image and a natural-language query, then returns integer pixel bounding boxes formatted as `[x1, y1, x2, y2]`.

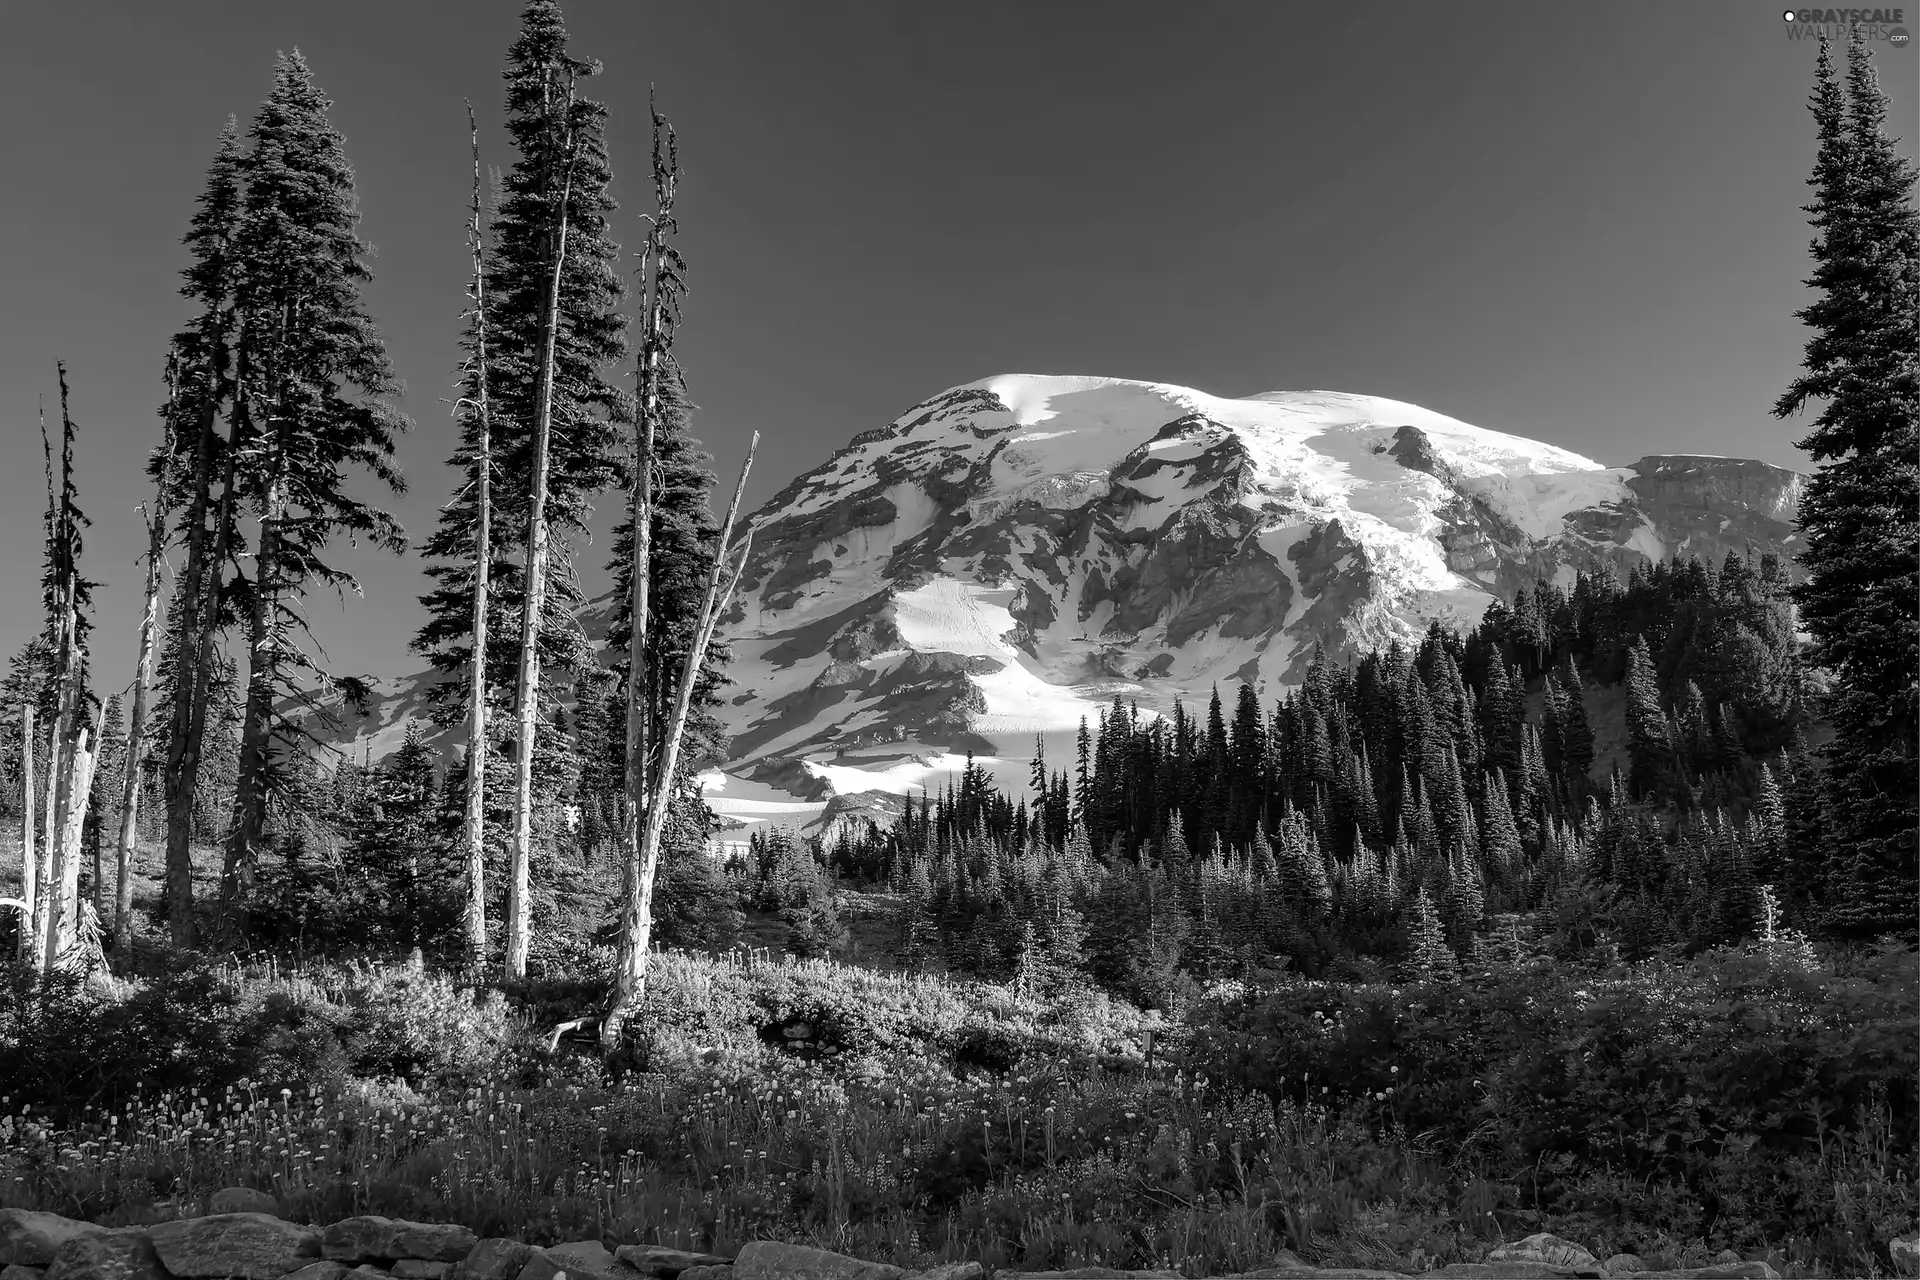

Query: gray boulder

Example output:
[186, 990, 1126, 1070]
[1, 1265, 48, 1280]
[45, 1233, 167, 1280]
[148, 1213, 321, 1280]
[516, 1243, 643, 1280]
[1894, 1231, 1920, 1278]
[0, 1213, 109, 1268]
[324, 1219, 477, 1265]
[1602, 1257, 1645, 1276]
[677, 1270, 731, 1280]
[460, 1241, 539, 1280]
[284, 1263, 353, 1280]
[392, 1265, 451, 1279]
[732, 1244, 902, 1280]
[1485, 1234, 1606, 1278]
[612, 1249, 731, 1279]
[902, 1266, 983, 1280]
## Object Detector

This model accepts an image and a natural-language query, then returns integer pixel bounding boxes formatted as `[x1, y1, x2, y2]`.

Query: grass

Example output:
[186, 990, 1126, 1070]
[0, 945, 1912, 1278]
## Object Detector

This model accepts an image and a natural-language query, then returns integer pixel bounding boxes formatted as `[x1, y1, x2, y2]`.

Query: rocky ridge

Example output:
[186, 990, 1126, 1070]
[3, 1206, 1885, 1280]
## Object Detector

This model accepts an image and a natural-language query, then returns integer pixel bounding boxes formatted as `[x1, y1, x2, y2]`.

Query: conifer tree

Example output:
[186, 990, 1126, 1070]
[1480, 766, 1523, 888]
[404, 1, 631, 978]
[1773, 31, 1919, 941]
[1624, 636, 1670, 800]
[156, 120, 250, 950]
[1403, 887, 1458, 983]
[216, 52, 408, 946]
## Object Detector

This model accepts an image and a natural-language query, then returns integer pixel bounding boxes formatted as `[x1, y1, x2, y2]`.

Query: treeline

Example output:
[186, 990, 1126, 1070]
[1, 1, 752, 1029]
[820, 551, 1882, 1005]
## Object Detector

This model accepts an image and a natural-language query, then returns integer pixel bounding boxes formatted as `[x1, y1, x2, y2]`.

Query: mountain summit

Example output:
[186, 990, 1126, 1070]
[305, 373, 1803, 823]
[717, 374, 1803, 805]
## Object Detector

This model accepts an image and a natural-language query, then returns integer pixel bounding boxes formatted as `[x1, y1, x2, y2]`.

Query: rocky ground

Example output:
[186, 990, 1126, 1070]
[8, 1203, 1914, 1280]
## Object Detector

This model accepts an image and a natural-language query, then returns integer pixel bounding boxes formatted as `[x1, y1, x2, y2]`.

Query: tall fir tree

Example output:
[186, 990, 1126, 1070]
[157, 120, 250, 949]
[1772, 31, 1919, 942]
[219, 51, 409, 946]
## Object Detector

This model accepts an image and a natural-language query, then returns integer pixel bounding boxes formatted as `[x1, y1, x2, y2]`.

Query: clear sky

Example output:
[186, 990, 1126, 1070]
[1, 1, 1913, 696]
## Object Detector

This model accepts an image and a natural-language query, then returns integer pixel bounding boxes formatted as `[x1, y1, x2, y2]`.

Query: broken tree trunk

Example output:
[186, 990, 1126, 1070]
[46, 700, 104, 974]
[13, 706, 33, 962]
[603, 266, 660, 1051]
[33, 718, 58, 967]
[113, 499, 167, 955]
[601, 432, 758, 1050]
[459, 101, 494, 972]
[504, 88, 579, 981]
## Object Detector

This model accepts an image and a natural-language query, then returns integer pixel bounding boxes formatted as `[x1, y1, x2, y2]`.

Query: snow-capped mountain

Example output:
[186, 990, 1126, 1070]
[310, 373, 1804, 831]
[712, 374, 1803, 812]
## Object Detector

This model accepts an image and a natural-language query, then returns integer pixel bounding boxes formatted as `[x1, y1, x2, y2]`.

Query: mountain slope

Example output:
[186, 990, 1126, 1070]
[305, 373, 1804, 830]
[715, 374, 1803, 807]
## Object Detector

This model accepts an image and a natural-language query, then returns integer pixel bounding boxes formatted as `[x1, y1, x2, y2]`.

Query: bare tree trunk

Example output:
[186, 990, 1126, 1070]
[602, 433, 757, 1047]
[14, 706, 34, 962]
[48, 701, 105, 970]
[114, 500, 168, 955]
[504, 87, 579, 981]
[89, 797, 104, 921]
[461, 102, 494, 971]
[604, 246, 659, 1052]
[40, 368, 84, 977]
[33, 721, 57, 966]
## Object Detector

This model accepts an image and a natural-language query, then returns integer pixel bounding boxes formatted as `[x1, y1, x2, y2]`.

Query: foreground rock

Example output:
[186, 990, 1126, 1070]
[1486, 1235, 1605, 1277]
[282, 1264, 352, 1280]
[0, 1212, 1810, 1280]
[148, 1215, 320, 1280]
[461, 1242, 539, 1280]
[1893, 1231, 1920, 1278]
[45, 1233, 169, 1280]
[516, 1242, 644, 1280]
[733, 1243, 902, 1280]
[323, 1219, 475, 1266]
[0, 1213, 110, 1269]
[615, 1248, 731, 1279]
